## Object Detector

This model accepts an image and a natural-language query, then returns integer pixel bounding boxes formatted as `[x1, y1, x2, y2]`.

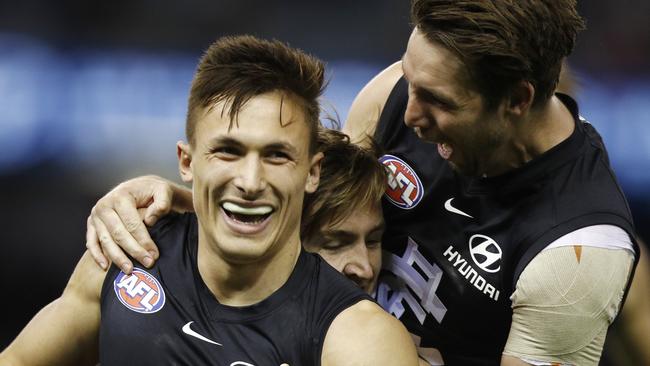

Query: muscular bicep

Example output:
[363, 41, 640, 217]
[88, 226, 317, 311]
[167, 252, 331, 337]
[321, 300, 419, 366]
[0, 251, 106, 366]
[503, 246, 634, 365]
[343, 61, 403, 147]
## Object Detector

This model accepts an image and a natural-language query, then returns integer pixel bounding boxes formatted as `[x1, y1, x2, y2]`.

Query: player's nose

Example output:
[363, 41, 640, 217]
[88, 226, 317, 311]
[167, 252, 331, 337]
[404, 90, 429, 130]
[234, 155, 267, 197]
[342, 244, 374, 293]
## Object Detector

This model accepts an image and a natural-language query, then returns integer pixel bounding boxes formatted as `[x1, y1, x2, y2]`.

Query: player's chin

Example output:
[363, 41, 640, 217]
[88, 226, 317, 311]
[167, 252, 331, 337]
[216, 236, 277, 263]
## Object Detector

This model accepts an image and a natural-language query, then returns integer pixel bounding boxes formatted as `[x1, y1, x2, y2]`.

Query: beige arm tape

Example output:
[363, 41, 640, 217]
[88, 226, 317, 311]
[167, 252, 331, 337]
[503, 246, 634, 366]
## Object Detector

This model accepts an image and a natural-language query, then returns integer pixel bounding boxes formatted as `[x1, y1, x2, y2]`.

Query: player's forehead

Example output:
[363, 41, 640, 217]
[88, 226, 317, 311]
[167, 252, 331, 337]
[322, 202, 384, 236]
[402, 28, 477, 104]
[194, 92, 311, 150]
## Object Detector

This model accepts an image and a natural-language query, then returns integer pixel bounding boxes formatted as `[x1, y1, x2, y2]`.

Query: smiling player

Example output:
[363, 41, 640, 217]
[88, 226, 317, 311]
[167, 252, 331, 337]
[83, 1, 639, 365]
[0, 35, 417, 366]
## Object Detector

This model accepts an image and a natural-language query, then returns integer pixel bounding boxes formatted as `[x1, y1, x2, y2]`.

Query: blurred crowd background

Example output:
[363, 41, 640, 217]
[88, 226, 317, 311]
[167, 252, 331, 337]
[1, 1, 648, 363]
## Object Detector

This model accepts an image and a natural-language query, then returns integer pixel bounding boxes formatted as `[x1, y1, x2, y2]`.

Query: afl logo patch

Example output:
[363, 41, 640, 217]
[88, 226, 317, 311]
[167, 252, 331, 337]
[380, 154, 423, 209]
[113, 268, 165, 314]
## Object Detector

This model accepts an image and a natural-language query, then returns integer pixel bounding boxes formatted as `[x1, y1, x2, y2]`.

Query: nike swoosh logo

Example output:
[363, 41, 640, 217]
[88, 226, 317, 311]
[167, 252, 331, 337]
[444, 198, 474, 218]
[182, 321, 222, 346]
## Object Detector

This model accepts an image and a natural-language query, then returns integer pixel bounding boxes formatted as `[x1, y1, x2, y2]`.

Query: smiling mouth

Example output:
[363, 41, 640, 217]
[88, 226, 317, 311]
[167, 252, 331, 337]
[221, 202, 274, 225]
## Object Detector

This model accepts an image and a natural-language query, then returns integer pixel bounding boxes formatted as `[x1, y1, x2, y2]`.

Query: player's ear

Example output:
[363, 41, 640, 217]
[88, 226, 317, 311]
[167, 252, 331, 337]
[305, 151, 323, 194]
[177, 141, 193, 183]
[506, 80, 535, 117]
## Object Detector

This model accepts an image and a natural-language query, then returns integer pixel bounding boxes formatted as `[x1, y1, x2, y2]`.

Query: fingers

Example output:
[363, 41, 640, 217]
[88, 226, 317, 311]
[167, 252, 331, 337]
[85, 175, 175, 275]
[91, 212, 134, 274]
[92, 193, 158, 267]
[143, 183, 173, 227]
[85, 216, 108, 270]
[113, 197, 159, 262]
[93, 200, 156, 268]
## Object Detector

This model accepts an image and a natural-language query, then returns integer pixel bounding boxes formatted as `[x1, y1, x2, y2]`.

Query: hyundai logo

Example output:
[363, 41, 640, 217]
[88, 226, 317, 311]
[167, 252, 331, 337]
[468, 234, 502, 273]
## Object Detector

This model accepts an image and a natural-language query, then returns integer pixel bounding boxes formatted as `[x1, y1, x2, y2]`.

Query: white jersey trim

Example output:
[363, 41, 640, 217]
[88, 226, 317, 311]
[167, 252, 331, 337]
[543, 224, 634, 254]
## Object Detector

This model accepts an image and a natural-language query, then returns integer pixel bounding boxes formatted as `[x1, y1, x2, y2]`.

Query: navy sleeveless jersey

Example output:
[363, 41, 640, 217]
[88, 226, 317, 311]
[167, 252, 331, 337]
[374, 77, 638, 365]
[99, 212, 371, 366]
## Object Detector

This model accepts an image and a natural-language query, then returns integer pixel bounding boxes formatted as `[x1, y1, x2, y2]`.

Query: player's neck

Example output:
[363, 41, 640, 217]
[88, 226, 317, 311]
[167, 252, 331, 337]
[483, 95, 575, 176]
[524, 95, 575, 154]
[196, 229, 302, 307]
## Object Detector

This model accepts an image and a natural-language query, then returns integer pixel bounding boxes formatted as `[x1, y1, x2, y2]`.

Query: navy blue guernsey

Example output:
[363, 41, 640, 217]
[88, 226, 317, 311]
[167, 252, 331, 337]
[99, 212, 371, 366]
[374, 77, 638, 365]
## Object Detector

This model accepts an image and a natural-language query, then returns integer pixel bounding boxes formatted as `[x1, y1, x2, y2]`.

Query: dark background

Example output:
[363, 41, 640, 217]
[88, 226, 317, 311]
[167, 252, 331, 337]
[1, 0, 648, 362]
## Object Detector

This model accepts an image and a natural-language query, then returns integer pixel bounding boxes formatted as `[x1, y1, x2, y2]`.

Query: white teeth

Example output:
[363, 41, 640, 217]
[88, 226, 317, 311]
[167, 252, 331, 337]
[222, 202, 273, 215]
[437, 143, 453, 160]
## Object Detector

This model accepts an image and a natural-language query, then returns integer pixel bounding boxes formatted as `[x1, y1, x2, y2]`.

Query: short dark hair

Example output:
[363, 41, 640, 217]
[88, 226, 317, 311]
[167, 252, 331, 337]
[186, 35, 325, 153]
[411, 0, 585, 108]
[301, 128, 386, 239]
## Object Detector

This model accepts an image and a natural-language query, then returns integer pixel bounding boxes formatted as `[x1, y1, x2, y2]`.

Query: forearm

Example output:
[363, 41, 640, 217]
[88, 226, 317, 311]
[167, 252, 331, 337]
[171, 182, 194, 212]
[1, 252, 103, 366]
[1, 298, 99, 366]
[342, 61, 402, 146]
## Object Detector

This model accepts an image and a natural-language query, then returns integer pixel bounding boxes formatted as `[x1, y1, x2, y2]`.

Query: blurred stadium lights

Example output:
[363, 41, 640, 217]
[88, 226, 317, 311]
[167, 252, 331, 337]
[0, 32, 648, 194]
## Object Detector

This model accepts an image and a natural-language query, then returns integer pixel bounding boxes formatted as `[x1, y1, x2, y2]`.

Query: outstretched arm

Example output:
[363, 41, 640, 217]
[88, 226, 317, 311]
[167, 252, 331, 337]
[86, 175, 193, 274]
[322, 300, 419, 366]
[0, 251, 106, 366]
[342, 61, 403, 147]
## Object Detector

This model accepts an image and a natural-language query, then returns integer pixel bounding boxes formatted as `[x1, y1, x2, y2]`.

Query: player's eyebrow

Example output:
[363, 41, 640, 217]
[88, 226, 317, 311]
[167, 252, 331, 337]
[401, 53, 460, 110]
[323, 230, 357, 242]
[324, 222, 385, 240]
[418, 88, 460, 110]
[208, 137, 298, 155]
[210, 135, 245, 145]
[262, 142, 298, 156]
[368, 223, 385, 235]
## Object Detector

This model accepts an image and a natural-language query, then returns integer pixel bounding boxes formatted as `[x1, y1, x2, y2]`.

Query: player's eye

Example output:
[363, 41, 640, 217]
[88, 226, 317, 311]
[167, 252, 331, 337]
[366, 240, 381, 249]
[210, 146, 241, 160]
[265, 151, 291, 164]
[321, 239, 347, 251]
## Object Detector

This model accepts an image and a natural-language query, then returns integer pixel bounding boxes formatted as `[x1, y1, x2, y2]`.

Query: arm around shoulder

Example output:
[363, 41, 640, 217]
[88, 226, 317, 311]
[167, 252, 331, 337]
[321, 300, 419, 366]
[0, 251, 107, 366]
[343, 61, 403, 147]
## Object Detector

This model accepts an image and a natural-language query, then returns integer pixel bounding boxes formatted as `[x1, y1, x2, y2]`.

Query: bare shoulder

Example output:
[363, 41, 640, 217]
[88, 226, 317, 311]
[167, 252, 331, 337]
[321, 299, 419, 366]
[343, 61, 404, 146]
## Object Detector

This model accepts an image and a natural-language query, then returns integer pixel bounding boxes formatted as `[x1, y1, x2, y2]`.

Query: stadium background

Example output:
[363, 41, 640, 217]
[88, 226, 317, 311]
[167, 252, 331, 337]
[1, 1, 648, 363]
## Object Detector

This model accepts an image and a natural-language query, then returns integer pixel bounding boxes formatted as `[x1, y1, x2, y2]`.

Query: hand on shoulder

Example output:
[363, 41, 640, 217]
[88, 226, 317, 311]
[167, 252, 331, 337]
[85, 175, 192, 274]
